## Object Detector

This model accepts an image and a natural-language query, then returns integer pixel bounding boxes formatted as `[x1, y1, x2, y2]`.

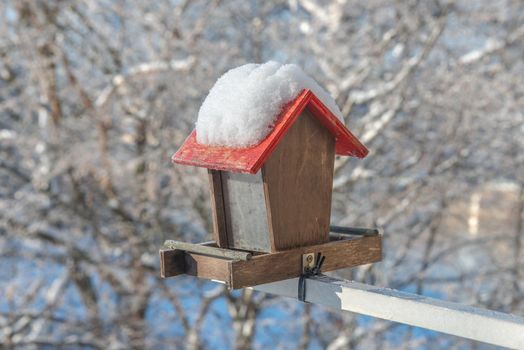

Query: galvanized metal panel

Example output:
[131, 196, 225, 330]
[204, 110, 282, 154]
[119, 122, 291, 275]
[221, 171, 271, 252]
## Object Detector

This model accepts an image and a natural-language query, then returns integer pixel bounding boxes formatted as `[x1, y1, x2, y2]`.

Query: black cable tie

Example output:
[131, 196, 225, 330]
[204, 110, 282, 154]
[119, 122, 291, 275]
[298, 253, 325, 302]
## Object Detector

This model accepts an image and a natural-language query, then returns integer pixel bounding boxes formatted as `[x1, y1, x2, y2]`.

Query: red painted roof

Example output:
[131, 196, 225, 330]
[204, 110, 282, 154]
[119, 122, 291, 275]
[172, 89, 368, 174]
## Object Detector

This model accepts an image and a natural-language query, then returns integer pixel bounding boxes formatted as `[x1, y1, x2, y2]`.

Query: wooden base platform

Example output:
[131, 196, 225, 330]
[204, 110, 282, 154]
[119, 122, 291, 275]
[160, 234, 382, 289]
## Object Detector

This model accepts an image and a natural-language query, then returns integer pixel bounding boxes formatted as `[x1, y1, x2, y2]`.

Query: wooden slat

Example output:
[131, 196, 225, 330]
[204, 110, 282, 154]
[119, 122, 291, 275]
[160, 236, 382, 289]
[163, 240, 251, 261]
[262, 110, 336, 251]
[159, 249, 186, 278]
[208, 170, 229, 247]
[229, 235, 381, 288]
[183, 254, 232, 286]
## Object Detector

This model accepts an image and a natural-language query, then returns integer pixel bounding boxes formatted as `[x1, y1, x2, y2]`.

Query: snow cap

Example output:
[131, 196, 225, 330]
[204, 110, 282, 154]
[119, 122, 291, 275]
[195, 61, 344, 148]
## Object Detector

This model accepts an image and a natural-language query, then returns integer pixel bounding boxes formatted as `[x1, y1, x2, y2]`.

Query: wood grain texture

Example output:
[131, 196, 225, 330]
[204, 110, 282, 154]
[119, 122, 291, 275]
[208, 170, 229, 247]
[160, 235, 382, 289]
[229, 235, 382, 288]
[221, 171, 271, 252]
[159, 249, 186, 278]
[183, 253, 232, 286]
[172, 89, 368, 174]
[262, 110, 336, 251]
[160, 241, 235, 278]
[163, 240, 251, 261]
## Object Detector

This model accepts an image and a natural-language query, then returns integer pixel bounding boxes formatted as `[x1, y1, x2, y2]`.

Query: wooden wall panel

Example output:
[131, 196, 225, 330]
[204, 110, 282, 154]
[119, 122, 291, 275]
[208, 170, 229, 247]
[262, 110, 336, 251]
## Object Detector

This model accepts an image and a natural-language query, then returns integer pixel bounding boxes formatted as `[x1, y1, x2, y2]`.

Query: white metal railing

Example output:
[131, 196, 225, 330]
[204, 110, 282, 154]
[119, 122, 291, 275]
[250, 274, 524, 349]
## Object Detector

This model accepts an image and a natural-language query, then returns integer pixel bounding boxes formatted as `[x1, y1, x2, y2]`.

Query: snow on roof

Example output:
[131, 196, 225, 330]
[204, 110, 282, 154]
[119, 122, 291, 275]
[195, 61, 344, 148]
[173, 89, 368, 174]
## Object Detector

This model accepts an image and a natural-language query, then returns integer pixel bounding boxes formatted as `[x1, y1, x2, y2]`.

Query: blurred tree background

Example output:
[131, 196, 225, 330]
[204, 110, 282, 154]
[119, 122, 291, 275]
[0, 0, 523, 349]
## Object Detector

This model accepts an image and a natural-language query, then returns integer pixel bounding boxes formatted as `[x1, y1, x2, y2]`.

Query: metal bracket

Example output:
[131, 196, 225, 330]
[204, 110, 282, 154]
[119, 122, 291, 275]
[302, 252, 316, 273]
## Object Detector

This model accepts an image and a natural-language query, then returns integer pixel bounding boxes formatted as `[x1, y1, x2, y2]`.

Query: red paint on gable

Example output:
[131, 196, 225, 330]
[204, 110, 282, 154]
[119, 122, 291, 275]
[172, 89, 368, 174]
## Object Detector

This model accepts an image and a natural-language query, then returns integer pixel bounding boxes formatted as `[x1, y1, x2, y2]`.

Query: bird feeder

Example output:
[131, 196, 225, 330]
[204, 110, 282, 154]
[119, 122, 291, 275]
[160, 89, 382, 288]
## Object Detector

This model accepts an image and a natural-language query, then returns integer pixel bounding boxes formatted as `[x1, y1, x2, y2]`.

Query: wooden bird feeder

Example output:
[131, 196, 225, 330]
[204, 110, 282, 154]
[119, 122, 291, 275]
[160, 89, 382, 288]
